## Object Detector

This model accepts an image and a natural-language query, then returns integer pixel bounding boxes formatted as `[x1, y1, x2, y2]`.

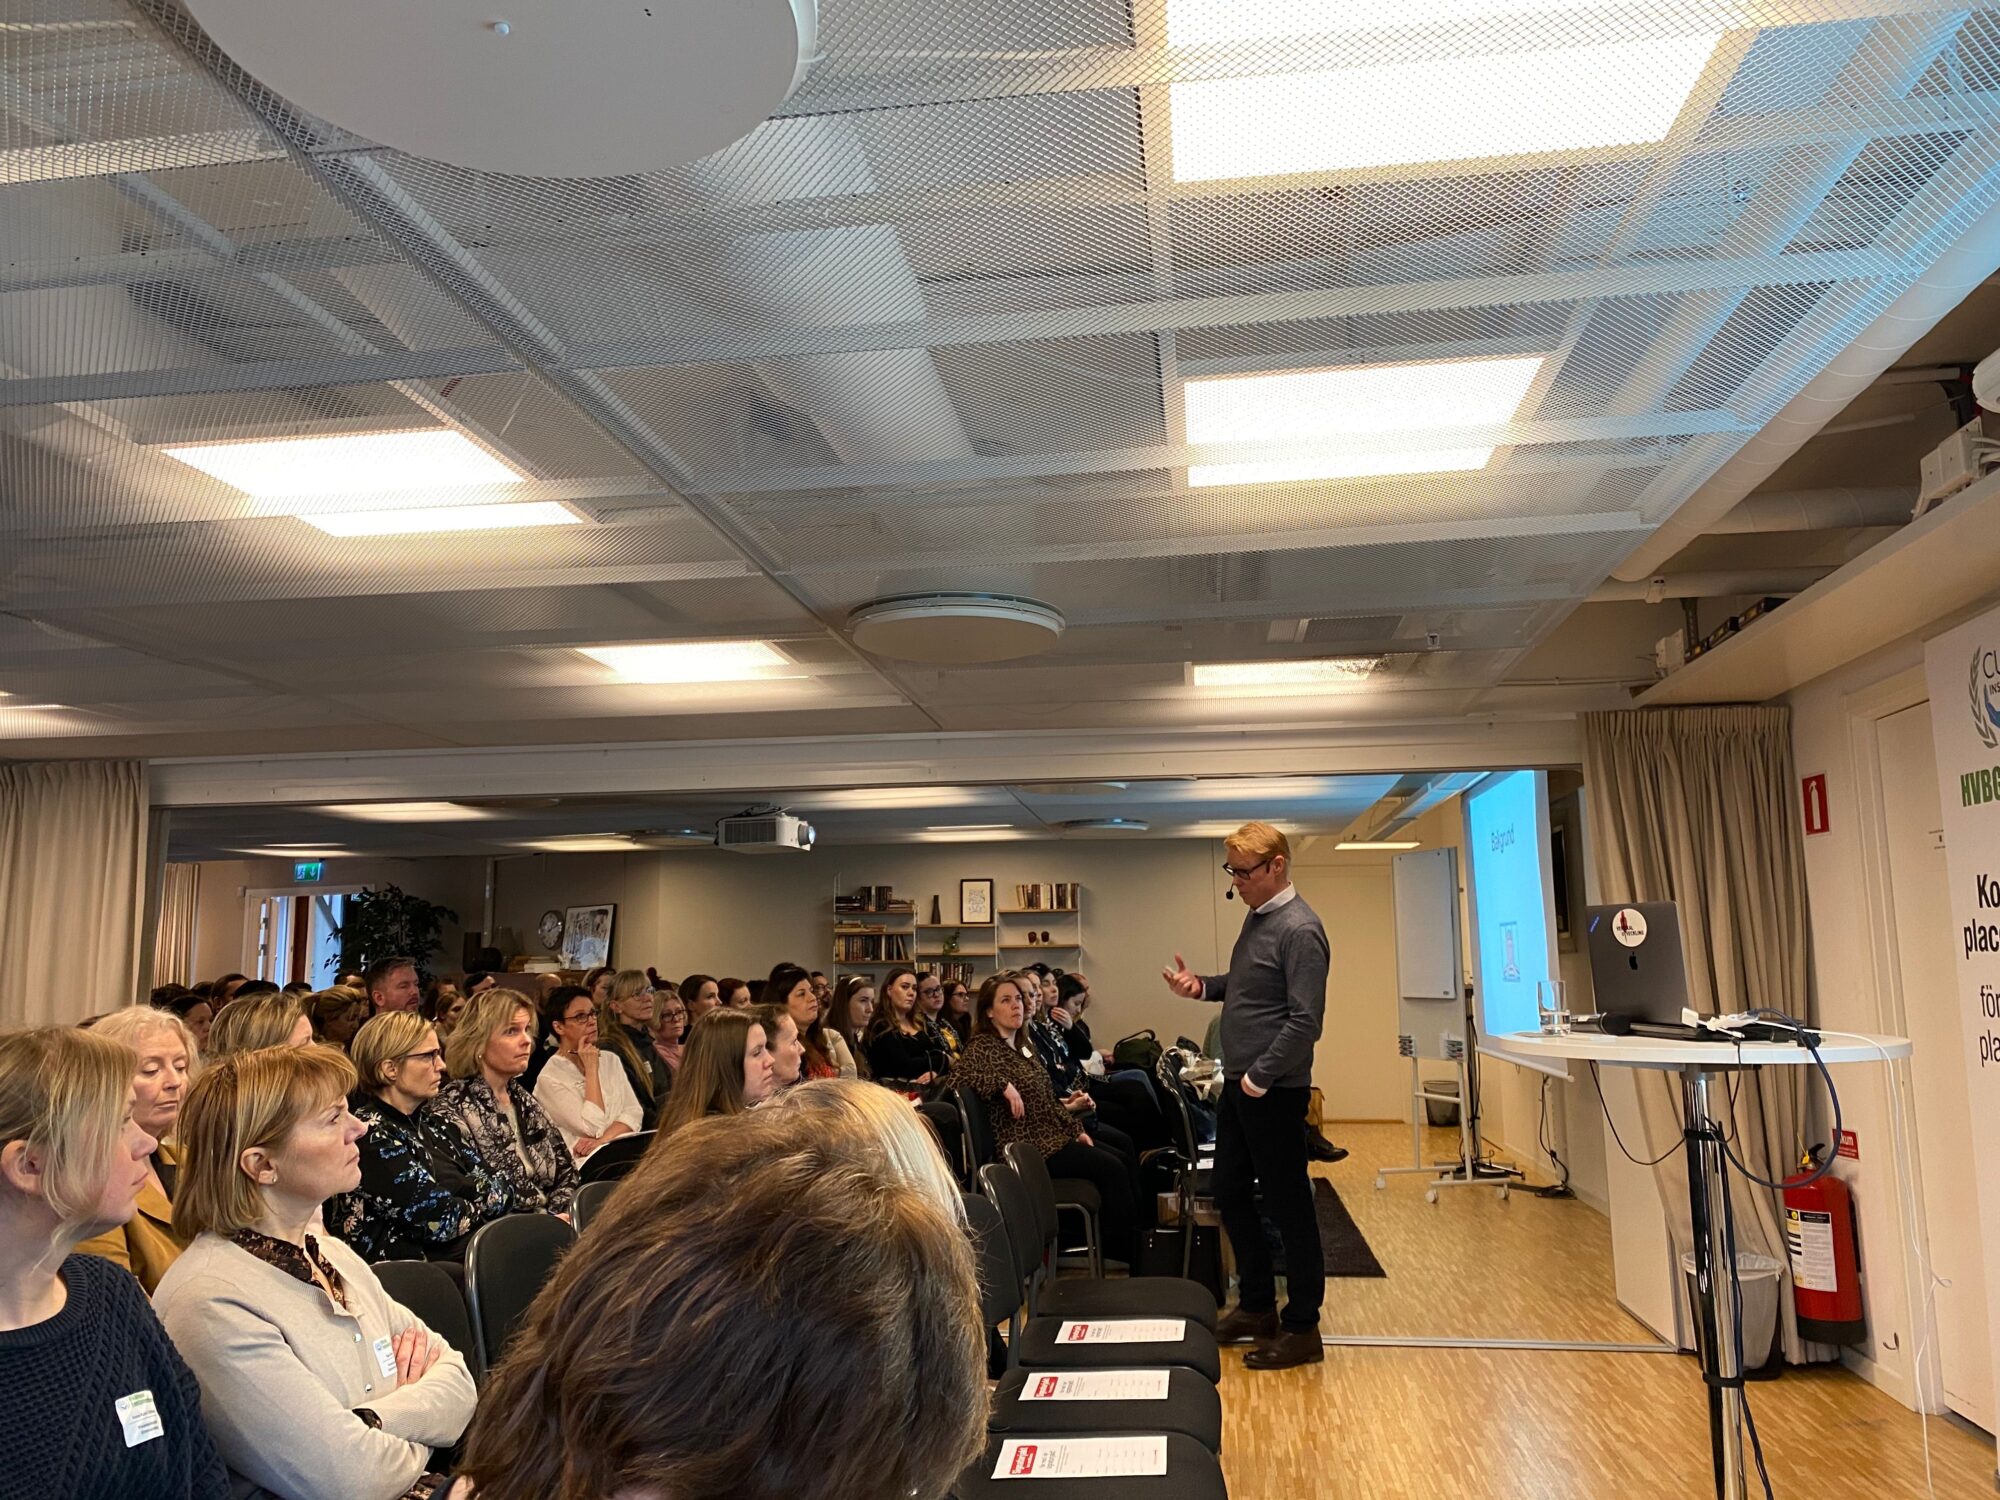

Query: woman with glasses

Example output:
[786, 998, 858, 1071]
[916, 972, 962, 1063]
[333, 1012, 509, 1264]
[533, 984, 643, 1160]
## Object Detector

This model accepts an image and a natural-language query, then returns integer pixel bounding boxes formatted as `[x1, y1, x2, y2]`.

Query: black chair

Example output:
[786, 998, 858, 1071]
[960, 1083, 1101, 1273]
[956, 1083, 996, 1169]
[951, 1432, 1227, 1499]
[573, 1178, 617, 1233]
[463, 1213, 575, 1370]
[1161, 1084, 1216, 1278]
[993, 1151, 1218, 1330]
[986, 1366, 1222, 1453]
[371, 1259, 482, 1384]
[577, 1129, 654, 1184]
[966, 1190, 1026, 1344]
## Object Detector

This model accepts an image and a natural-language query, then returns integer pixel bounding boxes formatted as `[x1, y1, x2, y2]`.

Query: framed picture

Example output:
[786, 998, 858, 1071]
[561, 903, 616, 969]
[959, 878, 994, 925]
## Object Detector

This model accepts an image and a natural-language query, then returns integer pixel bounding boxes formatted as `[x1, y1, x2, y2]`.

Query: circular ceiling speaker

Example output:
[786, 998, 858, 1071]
[848, 593, 1065, 665]
[182, 0, 817, 177]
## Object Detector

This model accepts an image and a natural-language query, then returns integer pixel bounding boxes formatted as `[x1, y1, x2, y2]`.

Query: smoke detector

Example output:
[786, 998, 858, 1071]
[181, 0, 818, 177]
[848, 593, 1065, 664]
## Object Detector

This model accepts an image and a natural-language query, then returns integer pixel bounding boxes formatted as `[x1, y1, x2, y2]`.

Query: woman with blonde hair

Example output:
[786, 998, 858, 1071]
[427, 987, 577, 1218]
[453, 1089, 985, 1500]
[154, 1045, 477, 1500]
[74, 1005, 199, 1291]
[649, 1008, 773, 1143]
[0, 1026, 227, 1497]
[307, 987, 370, 1050]
[207, 991, 312, 1058]
[332, 1012, 508, 1264]
[598, 968, 672, 1127]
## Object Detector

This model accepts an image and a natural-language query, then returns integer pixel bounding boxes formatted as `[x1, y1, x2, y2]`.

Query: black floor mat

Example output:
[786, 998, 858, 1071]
[1314, 1178, 1386, 1278]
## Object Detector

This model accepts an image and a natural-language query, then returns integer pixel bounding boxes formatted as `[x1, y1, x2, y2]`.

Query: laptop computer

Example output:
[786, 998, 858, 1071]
[1584, 903, 1692, 1025]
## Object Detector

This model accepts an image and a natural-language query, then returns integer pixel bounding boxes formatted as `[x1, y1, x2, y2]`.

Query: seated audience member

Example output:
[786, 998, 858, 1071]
[1016, 970, 1157, 1160]
[650, 1009, 773, 1143]
[680, 973, 720, 1029]
[307, 987, 369, 1050]
[453, 1082, 984, 1500]
[718, 976, 754, 1009]
[366, 957, 423, 1017]
[213, 974, 250, 1005]
[207, 992, 313, 1059]
[0, 1027, 227, 1499]
[156, 1045, 477, 1500]
[829, 976, 874, 1080]
[459, 972, 498, 1003]
[598, 970, 672, 1126]
[282, 981, 314, 998]
[163, 989, 217, 1053]
[230, 979, 283, 1002]
[943, 978, 972, 1045]
[752, 1004, 805, 1095]
[74, 1006, 198, 1291]
[864, 967, 951, 1089]
[918, 971, 962, 1061]
[334, 1013, 509, 1263]
[533, 986, 643, 1159]
[650, 985, 687, 1075]
[764, 963, 840, 1081]
[428, 988, 577, 1218]
[956, 973, 1138, 1263]
[418, 982, 466, 1042]
[583, 966, 616, 1008]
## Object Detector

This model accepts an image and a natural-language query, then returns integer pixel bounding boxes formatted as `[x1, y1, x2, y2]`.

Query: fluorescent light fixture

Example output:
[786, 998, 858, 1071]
[1169, 33, 1719, 182]
[577, 640, 804, 684]
[921, 827, 1033, 843]
[162, 429, 524, 497]
[806, 787, 992, 810]
[1337, 840, 1423, 851]
[302, 501, 583, 537]
[1190, 658, 1381, 688]
[1184, 357, 1544, 487]
[234, 845, 347, 857]
[925, 823, 1016, 832]
[1169, 0, 1685, 46]
[521, 835, 649, 853]
[320, 802, 500, 822]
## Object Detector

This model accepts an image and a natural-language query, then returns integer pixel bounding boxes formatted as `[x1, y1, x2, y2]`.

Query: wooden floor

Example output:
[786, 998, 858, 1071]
[1313, 1121, 1657, 1344]
[1203, 1120, 1997, 1497]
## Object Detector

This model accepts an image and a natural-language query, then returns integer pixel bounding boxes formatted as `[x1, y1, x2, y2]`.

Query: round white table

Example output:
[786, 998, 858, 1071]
[1489, 1028, 1911, 1500]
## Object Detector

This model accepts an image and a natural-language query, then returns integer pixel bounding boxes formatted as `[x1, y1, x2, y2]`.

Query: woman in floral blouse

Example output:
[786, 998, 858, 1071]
[333, 1012, 510, 1263]
[953, 972, 1138, 1264]
[426, 988, 577, 1220]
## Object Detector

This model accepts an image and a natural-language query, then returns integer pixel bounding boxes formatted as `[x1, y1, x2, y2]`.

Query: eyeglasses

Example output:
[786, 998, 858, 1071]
[397, 1048, 445, 1067]
[562, 1010, 596, 1025]
[1221, 857, 1273, 879]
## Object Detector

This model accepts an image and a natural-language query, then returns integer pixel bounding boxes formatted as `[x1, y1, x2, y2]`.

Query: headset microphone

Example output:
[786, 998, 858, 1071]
[1224, 886, 1235, 901]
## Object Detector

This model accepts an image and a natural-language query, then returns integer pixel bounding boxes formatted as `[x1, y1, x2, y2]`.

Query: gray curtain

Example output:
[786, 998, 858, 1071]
[1581, 706, 1831, 1363]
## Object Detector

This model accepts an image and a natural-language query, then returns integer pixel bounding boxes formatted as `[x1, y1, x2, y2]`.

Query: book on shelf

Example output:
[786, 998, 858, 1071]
[832, 933, 911, 963]
[1012, 882, 1078, 911]
[919, 959, 977, 986]
[834, 885, 916, 915]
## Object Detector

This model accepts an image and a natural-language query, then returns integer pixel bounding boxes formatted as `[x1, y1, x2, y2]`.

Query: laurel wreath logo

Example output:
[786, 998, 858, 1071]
[1976, 648, 1998, 751]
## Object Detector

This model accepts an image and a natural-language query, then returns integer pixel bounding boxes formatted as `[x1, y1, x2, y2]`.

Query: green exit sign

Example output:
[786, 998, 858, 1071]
[293, 860, 325, 883]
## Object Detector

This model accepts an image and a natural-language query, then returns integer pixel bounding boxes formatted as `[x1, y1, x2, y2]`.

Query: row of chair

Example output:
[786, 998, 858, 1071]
[950, 1143, 1229, 1499]
[373, 1212, 578, 1382]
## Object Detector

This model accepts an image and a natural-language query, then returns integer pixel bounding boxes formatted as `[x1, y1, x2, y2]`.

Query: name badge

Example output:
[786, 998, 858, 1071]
[372, 1335, 398, 1380]
[115, 1390, 163, 1448]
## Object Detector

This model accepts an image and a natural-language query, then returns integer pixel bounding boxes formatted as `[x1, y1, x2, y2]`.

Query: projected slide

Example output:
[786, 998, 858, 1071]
[1463, 770, 1562, 1074]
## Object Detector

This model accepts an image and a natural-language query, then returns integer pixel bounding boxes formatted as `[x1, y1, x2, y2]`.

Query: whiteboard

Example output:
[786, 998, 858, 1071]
[1394, 847, 1462, 1061]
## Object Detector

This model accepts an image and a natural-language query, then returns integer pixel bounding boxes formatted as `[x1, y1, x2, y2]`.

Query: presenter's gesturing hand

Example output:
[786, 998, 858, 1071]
[1239, 1076, 1268, 1098]
[1161, 953, 1202, 999]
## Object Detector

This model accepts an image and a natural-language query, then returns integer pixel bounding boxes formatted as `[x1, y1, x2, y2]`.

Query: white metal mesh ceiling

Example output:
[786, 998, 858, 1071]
[6, 0, 2000, 753]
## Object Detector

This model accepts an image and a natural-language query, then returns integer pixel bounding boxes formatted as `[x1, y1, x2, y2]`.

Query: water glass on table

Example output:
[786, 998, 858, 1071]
[1537, 978, 1570, 1035]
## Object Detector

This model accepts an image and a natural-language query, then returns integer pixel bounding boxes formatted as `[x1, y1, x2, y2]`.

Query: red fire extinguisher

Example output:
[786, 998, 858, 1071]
[1784, 1145, 1865, 1346]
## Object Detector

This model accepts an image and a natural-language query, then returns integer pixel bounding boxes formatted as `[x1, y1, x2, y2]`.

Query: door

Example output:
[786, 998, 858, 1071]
[1878, 701, 1994, 1428]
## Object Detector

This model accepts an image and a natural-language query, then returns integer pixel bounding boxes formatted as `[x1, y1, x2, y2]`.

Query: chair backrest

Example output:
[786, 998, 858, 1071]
[577, 1129, 654, 1184]
[463, 1212, 576, 1370]
[977, 1161, 1043, 1297]
[371, 1259, 483, 1383]
[961, 1191, 1021, 1327]
[1000, 1141, 1063, 1264]
[955, 1083, 996, 1169]
[573, 1178, 618, 1233]
[1164, 1073, 1200, 1164]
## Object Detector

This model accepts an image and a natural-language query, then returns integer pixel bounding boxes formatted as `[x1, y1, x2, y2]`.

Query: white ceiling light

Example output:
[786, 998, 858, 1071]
[304, 501, 584, 537]
[233, 845, 347, 857]
[1169, 32, 1719, 182]
[805, 787, 993, 810]
[321, 801, 500, 822]
[849, 593, 1065, 664]
[1190, 658, 1382, 688]
[1183, 357, 1544, 487]
[1337, 840, 1423, 851]
[162, 430, 524, 497]
[520, 835, 649, 853]
[178, 0, 817, 177]
[577, 641, 804, 684]
[925, 823, 1017, 831]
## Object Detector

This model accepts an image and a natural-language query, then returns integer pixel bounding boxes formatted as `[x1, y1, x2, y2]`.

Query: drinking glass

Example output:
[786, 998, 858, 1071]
[1537, 978, 1570, 1035]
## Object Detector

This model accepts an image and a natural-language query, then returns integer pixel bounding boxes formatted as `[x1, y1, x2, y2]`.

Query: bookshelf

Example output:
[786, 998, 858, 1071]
[834, 880, 1084, 981]
[998, 884, 1082, 962]
[833, 884, 914, 967]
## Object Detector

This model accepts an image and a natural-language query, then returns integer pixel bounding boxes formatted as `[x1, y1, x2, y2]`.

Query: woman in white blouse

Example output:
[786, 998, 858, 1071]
[531, 985, 642, 1159]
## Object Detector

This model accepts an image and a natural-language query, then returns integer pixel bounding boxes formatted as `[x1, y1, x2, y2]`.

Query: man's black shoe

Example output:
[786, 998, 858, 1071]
[1213, 1306, 1279, 1345]
[1243, 1329, 1326, 1370]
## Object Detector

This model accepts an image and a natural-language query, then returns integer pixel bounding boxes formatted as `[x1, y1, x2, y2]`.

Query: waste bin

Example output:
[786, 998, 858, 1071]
[1678, 1251, 1784, 1377]
[1423, 1077, 1461, 1128]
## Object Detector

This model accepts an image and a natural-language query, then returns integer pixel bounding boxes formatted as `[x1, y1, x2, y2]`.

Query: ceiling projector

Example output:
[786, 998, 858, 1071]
[181, 0, 818, 177]
[716, 811, 816, 855]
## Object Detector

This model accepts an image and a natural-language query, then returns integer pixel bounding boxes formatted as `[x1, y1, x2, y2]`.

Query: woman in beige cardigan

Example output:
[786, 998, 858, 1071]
[155, 1043, 476, 1500]
[75, 1005, 198, 1292]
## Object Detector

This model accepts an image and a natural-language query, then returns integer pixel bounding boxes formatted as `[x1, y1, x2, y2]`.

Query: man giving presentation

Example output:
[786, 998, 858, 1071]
[1163, 819, 1329, 1369]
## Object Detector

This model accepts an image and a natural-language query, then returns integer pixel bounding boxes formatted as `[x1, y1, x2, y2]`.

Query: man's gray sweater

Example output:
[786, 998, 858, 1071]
[1200, 892, 1329, 1090]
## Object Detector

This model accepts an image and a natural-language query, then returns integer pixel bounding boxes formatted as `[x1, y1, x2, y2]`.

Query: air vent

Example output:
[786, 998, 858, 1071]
[1301, 615, 1404, 645]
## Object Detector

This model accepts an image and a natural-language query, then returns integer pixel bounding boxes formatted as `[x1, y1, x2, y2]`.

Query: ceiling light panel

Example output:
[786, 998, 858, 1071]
[321, 801, 501, 822]
[303, 501, 586, 536]
[162, 430, 525, 497]
[1168, 30, 1720, 182]
[1190, 658, 1382, 688]
[1183, 358, 1545, 487]
[577, 640, 804, 683]
[1337, 840, 1423, 850]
